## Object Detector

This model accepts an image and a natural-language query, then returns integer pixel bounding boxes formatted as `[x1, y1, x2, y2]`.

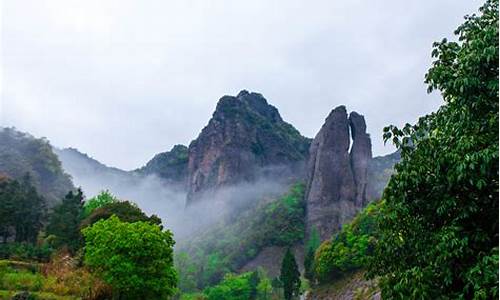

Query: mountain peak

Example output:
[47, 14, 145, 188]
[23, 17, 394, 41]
[186, 91, 310, 205]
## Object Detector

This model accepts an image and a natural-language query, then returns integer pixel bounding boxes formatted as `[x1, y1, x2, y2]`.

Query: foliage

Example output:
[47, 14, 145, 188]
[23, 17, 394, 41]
[280, 248, 301, 300]
[0, 127, 74, 206]
[203, 270, 272, 300]
[369, 1, 499, 299]
[0, 256, 110, 299]
[80, 199, 162, 229]
[82, 215, 177, 299]
[177, 182, 306, 289]
[82, 190, 117, 218]
[0, 175, 47, 244]
[304, 227, 320, 281]
[46, 190, 84, 252]
[314, 201, 381, 283]
[0, 243, 53, 262]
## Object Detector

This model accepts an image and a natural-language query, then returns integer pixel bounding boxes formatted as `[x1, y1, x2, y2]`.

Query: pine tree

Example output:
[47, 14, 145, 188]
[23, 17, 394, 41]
[304, 227, 320, 282]
[280, 248, 301, 300]
[46, 188, 84, 252]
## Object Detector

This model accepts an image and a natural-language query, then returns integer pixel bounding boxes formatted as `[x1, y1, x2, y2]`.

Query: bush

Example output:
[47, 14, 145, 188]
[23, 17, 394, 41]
[82, 215, 177, 299]
[314, 201, 382, 283]
[0, 243, 53, 262]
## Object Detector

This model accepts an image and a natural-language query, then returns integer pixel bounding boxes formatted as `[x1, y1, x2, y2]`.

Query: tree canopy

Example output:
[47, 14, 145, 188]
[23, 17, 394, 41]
[369, 1, 499, 298]
[82, 215, 177, 299]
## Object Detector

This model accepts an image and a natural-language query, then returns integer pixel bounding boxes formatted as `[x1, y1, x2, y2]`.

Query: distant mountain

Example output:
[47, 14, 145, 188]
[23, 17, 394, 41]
[135, 144, 188, 185]
[55, 147, 130, 178]
[0, 127, 74, 206]
[367, 150, 400, 199]
[186, 90, 311, 205]
[54, 147, 141, 197]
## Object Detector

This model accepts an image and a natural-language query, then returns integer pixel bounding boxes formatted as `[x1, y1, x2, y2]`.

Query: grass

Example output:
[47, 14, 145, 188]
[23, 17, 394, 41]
[0, 290, 79, 300]
[0, 257, 110, 300]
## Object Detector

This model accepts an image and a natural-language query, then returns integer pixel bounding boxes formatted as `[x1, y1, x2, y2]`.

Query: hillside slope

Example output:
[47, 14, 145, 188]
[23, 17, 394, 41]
[0, 127, 74, 205]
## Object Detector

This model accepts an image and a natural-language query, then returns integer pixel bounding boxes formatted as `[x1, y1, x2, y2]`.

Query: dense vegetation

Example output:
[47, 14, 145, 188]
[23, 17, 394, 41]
[369, 1, 499, 298]
[0, 186, 176, 299]
[313, 201, 382, 283]
[177, 183, 306, 290]
[0, 127, 74, 206]
[83, 215, 177, 299]
[135, 144, 189, 181]
[280, 248, 301, 300]
[0, 175, 46, 244]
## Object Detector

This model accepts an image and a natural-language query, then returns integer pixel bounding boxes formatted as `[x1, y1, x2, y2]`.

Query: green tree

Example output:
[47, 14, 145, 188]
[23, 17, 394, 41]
[369, 1, 498, 299]
[46, 189, 84, 252]
[303, 227, 320, 282]
[203, 271, 269, 300]
[280, 248, 300, 300]
[80, 200, 161, 229]
[0, 174, 47, 244]
[82, 215, 177, 299]
[82, 190, 117, 218]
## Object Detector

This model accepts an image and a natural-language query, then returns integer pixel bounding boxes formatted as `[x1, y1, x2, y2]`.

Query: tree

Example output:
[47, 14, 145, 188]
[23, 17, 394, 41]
[82, 215, 177, 299]
[369, 1, 498, 298]
[303, 227, 320, 282]
[82, 190, 117, 218]
[280, 248, 300, 300]
[0, 174, 46, 243]
[80, 200, 162, 229]
[46, 189, 84, 252]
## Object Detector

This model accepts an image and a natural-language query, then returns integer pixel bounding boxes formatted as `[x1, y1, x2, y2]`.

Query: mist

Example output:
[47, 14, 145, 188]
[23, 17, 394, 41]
[57, 149, 292, 241]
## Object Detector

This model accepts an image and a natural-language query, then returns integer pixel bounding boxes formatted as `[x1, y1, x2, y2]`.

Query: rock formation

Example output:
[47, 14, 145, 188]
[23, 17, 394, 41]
[305, 106, 372, 241]
[349, 112, 372, 207]
[186, 90, 310, 205]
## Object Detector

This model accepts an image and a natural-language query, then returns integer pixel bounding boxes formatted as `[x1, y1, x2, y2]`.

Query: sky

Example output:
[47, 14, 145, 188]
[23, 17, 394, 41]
[1, 0, 482, 170]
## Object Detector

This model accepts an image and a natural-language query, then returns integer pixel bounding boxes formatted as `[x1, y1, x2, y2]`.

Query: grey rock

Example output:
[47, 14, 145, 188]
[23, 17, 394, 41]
[186, 91, 310, 205]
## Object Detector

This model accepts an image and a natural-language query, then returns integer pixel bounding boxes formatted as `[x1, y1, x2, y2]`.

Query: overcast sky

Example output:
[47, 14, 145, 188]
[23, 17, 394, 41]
[1, 0, 482, 170]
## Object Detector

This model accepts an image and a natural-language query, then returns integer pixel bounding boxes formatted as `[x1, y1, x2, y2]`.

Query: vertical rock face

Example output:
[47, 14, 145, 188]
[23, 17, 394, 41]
[186, 91, 310, 205]
[305, 107, 372, 241]
[349, 112, 373, 207]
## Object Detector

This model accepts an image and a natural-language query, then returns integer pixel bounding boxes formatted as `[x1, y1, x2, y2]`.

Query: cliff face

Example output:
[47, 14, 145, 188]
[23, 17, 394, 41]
[349, 112, 373, 207]
[186, 90, 310, 205]
[305, 107, 372, 241]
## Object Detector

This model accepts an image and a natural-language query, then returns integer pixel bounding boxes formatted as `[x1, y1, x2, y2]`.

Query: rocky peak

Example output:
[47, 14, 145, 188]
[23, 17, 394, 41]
[349, 112, 372, 206]
[305, 107, 372, 240]
[186, 91, 310, 205]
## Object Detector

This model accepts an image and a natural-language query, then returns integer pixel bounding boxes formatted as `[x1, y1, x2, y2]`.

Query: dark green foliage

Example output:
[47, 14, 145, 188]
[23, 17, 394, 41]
[369, 1, 499, 298]
[82, 215, 177, 299]
[0, 127, 74, 206]
[314, 201, 381, 283]
[304, 227, 320, 281]
[178, 183, 305, 289]
[135, 144, 189, 181]
[0, 243, 52, 262]
[280, 248, 300, 300]
[80, 199, 162, 229]
[46, 189, 84, 252]
[0, 175, 46, 244]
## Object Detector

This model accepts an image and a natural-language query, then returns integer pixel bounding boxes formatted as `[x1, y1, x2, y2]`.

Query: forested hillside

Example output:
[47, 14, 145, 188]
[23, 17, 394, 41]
[0, 127, 74, 206]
